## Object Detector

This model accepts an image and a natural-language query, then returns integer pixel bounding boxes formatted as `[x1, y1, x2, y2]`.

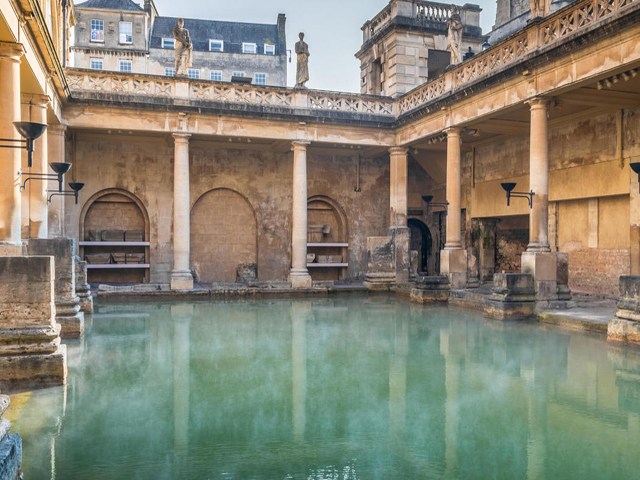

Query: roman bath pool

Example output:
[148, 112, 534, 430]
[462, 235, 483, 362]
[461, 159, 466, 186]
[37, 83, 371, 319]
[5, 296, 640, 479]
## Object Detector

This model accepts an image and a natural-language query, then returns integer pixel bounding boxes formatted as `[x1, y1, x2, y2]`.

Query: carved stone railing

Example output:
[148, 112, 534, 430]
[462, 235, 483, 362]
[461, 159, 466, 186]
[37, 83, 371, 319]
[367, 4, 393, 37]
[415, 1, 452, 22]
[66, 69, 396, 117]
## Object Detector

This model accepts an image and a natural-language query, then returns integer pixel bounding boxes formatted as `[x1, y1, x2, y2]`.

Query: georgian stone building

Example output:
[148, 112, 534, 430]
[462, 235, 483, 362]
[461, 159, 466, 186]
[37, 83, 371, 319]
[72, 0, 287, 85]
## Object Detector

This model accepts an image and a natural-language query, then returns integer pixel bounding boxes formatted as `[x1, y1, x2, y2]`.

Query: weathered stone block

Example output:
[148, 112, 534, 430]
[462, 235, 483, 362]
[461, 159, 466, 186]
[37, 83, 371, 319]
[27, 238, 84, 338]
[0, 433, 21, 480]
[75, 256, 93, 314]
[236, 263, 258, 283]
[608, 277, 640, 346]
[0, 346, 67, 392]
[484, 273, 536, 320]
[410, 276, 450, 303]
[441, 249, 468, 289]
[390, 226, 410, 284]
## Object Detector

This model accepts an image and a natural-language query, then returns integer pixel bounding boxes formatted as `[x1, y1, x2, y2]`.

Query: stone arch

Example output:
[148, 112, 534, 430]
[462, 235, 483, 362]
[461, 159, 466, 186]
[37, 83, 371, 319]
[190, 188, 258, 283]
[307, 195, 349, 281]
[408, 218, 434, 276]
[79, 188, 150, 283]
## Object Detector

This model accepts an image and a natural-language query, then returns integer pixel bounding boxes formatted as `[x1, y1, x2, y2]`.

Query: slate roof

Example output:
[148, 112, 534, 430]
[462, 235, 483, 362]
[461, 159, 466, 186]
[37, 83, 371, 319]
[75, 0, 144, 12]
[150, 17, 283, 55]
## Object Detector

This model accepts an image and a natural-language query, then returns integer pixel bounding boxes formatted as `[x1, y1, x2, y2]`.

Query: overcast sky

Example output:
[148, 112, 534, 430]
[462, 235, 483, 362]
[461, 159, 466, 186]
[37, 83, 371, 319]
[150, 0, 497, 92]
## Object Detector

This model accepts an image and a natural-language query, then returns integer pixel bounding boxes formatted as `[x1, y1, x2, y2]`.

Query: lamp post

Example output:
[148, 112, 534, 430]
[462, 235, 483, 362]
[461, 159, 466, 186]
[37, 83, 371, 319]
[0, 121, 48, 168]
[500, 183, 535, 208]
[20, 162, 72, 193]
[48, 182, 85, 205]
[422, 195, 449, 214]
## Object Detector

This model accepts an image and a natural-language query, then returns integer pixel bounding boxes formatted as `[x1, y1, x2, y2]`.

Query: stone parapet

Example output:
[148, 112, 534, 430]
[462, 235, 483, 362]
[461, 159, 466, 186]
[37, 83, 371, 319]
[608, 276, 640, 346]
[484, 273, 536, 320]
[74, 256, 93, 314]
[0, 256, 67, 391]
[27, 238, 84, 338]
[410, 276, 450, 303]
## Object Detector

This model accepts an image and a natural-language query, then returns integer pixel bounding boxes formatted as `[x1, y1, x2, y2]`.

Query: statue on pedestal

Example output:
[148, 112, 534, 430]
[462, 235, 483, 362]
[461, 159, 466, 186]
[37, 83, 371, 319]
[173, 18, 193, 77]
[531, 0, 551, 18]
[447, 5, 463, 66]
[295, 32, 310, 89]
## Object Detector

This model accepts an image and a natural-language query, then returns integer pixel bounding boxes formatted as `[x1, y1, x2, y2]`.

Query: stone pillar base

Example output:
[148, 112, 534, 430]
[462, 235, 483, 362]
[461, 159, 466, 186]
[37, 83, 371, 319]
[0, 345, 67, 392]
[79, 296, 94, 314]
[484, 273, 536, 320]
[56, 299, 85, 339]
[521, 251, 558, 308]
[410, 276, 450, 303]
[289, 270, 312, 289]
[171, 271, 194, 291]
[440, 249, 467, 289]
[364, 273, 396, 291]
[608, 318, 640, 346]
[608, 276, 640, 345]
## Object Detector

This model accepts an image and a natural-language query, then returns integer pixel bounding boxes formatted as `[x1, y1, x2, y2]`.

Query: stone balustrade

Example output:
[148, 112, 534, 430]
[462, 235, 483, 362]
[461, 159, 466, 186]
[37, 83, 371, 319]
[66, 0, 639, 121]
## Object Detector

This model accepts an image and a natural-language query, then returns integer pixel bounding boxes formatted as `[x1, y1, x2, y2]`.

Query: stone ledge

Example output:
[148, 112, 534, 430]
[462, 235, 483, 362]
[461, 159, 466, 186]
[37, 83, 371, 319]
[0, 346, 67, 393]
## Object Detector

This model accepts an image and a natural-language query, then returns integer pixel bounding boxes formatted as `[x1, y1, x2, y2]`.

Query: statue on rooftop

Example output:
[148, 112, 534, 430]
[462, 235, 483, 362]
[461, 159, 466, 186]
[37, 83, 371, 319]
[173, 18, 193, 77]
[531, 0, 551, 18]
[295, 32, 310, 89]
[447, 4, 463, 66]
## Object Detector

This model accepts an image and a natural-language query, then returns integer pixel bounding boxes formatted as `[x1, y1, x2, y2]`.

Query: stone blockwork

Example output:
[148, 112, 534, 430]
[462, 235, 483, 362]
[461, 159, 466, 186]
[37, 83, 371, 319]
[75, 256, 93, 314]
[608, 276, 640, 346]
[410, 276, 450, 303]
[66, 135, 390, 285]
[27, 239, 84, 339]
[484, 273, 536, 320]
[0, 256, 67, 391]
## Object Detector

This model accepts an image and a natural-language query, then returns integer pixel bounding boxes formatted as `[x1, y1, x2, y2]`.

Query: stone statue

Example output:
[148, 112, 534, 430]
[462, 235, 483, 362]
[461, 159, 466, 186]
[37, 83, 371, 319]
[446, 5, 463, 66]
[531, 0, 551, 18]
[295, 32, 310, 89]
[172, 18, 193, 76]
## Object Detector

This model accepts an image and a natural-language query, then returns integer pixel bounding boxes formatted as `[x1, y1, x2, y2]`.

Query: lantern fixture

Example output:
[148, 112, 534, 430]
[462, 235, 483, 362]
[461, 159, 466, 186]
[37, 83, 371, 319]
[20, 162, 72, 193]
[422, 195, 449, 213]
[630, 163, 640, 193]
[48, 182, 85, 205]
[501, 183, 535, 208]
[0, 122, 48, 168]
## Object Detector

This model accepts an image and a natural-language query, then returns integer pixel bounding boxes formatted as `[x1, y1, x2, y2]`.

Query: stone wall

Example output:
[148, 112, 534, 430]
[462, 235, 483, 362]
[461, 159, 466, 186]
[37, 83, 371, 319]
[66, 134, 389, 284]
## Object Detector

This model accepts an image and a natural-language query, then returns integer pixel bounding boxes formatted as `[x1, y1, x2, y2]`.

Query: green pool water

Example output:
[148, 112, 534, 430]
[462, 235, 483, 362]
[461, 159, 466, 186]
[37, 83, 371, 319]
[6, 296, 640, 479]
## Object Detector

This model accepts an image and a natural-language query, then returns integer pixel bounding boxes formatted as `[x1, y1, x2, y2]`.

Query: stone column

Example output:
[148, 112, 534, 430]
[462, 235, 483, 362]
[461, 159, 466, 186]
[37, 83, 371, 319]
[0, 42, 24, 256]
[441, 127, 467, 288]
[22, 94, 50, 239]
[291, 301, 311, 443]
[388, 147, 410, 284]
[289, 141, 312, 288]
[171, 133, 194, 290]
[172, 304, 192, 476]
[47, 125, 67, 238]
[521, 98, 559, 306]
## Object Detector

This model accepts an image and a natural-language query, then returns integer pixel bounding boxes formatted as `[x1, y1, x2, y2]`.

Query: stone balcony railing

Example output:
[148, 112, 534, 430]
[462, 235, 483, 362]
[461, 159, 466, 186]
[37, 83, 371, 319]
[67, 0, 639, 123]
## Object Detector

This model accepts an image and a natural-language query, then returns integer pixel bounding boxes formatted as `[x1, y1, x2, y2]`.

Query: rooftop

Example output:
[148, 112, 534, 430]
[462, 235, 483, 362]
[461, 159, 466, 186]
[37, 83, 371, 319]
[75, 0, 144, 12]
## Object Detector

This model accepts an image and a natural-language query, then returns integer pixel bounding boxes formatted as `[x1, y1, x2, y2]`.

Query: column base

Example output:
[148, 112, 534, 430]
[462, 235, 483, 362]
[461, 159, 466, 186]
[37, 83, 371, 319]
[171, 271, 194, 291]
[521, 251, 557, 306]
[289, 269, 312, 289]
[0, 242, 22, 257]
[440, 249, 468, 289]
[56, 298, 85, 339]
[0, 345, 67, 392]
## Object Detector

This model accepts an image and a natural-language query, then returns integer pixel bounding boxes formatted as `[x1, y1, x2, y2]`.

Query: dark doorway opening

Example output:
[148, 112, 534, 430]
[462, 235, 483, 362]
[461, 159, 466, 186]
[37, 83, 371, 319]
[409, 219, 433, 275]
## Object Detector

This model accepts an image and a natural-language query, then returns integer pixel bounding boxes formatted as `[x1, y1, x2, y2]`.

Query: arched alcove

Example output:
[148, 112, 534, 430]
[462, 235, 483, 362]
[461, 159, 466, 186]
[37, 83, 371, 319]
[190, 188, 258, 283]
[79, 188, 150, 283]
[408, 218, 434, 276]
[307, 196, 349, 281]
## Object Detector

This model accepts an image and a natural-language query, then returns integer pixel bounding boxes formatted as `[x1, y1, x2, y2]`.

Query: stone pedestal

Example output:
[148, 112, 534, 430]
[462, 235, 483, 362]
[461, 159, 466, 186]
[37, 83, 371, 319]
[0, 395, 21, 480]
[410, 276, 450, 303]
[521, 251, 557, 308]
[608, 276, 640, 346]
[390, 226, 410, 285]
[75, 256, 93, 314]
[27, 238, 84, 339]
[484, 273, 536, 320]
[441, 248, 468, 289]
[0, 256, 67, 390]
[364, 236, 396, 290]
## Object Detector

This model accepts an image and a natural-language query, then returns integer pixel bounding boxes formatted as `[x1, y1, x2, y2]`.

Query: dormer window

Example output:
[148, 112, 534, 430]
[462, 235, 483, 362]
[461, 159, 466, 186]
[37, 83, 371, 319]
[209, 40, 224, 52]
[264, 44, 275, 55]
[242, 43, 257, 54]
[162, 38, 175, 49]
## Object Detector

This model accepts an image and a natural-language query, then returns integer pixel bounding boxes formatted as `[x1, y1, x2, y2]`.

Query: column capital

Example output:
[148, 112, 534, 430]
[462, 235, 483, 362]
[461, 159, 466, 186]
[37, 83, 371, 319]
[21, 93, 50, 108]
[525, 96, 551, 110]
[292, 140, 311, 150]
[48, 124, 68, 136]
[444, 127, 462, 137]
[172, 132, 191, 143]
[388, 146, 409, 156]
[0, 42, 24, 61]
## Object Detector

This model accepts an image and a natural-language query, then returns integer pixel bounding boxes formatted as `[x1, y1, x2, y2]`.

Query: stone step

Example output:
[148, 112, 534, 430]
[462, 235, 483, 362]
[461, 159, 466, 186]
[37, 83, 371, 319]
[449, 289, 489, 311]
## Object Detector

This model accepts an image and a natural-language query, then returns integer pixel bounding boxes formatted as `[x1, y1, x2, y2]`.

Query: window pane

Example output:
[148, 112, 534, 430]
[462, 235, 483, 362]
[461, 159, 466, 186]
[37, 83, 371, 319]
[254, 73, 266, 85]
[165, 68, 175, 77]
[119, 61, 132, 73]
[211, 71, 222, 81]
[242, 43, 256, 54]
[90, 58, 103, 69]
[188, 69, 200, 79]
[232, 72, 245, 77]
[264, 44, 275, 55]
[210, 40, 223, 52]
[91, 20, 104, 42]
[119, 22, 132, 44]
[162, 38, 175, 49]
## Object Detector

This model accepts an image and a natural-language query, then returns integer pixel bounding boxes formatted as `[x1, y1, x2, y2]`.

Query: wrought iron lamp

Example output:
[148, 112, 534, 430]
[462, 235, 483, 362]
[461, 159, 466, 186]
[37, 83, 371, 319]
[501, 183, 535, 208]
[0, 122, 48, 168]
[631, 163, 640, 193]
[48, 182, 84, 205]
[423, 195, 449, 213]
[20, 162, 72, 193]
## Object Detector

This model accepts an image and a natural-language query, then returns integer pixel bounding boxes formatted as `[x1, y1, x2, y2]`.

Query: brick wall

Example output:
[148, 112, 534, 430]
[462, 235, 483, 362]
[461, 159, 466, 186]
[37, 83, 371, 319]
[567, 249, 630, 296]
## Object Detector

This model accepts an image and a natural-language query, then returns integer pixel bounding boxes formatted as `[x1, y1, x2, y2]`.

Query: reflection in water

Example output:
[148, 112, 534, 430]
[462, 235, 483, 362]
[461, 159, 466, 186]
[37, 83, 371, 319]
[7, 296, 640, 479]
